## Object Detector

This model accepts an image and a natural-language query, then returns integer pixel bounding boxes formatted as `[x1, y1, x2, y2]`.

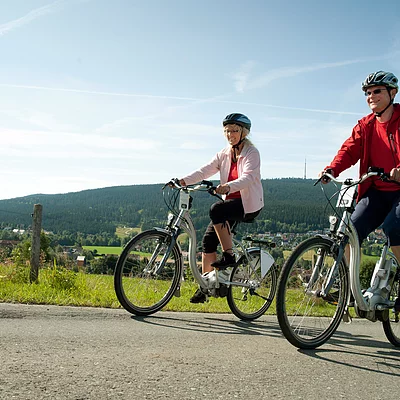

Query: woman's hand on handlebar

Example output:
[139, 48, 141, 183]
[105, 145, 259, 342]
[215, 183, 230, 195]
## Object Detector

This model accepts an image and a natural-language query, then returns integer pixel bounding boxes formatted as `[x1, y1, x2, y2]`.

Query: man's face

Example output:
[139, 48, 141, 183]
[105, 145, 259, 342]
[365, 85, 395, 113]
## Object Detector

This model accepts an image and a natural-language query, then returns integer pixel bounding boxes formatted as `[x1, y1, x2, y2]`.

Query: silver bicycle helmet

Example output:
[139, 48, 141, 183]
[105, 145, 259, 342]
[222, 113, 251, 130]
[362, 71, 398, 91]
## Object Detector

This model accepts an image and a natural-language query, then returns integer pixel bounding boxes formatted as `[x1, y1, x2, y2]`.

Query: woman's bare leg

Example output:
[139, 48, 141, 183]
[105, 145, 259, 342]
[202, 252, 217, 274]
[213, 222, 233, 254]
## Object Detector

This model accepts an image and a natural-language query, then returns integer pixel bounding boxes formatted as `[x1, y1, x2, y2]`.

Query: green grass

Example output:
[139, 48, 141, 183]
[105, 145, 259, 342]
[83, 238, 188, 257]
[0, 263, 235, 313]
[0, 264, 120, 308]
[0, 263, 280, 314]
[83, 246, 123, 255]
[0, 263, 356, 317]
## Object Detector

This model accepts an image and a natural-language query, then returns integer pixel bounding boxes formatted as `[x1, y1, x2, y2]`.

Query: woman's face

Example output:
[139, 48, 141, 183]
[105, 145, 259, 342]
[224, 124, 243, 146]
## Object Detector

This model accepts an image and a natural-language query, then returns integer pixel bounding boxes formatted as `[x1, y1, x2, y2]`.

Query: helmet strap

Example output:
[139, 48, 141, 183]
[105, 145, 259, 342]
[232, 128, 244, 150]
[231, 131, 244, 163]
[375, 88, 394, 117]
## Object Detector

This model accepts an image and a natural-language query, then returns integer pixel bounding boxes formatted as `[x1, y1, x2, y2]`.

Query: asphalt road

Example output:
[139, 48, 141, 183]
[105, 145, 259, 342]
[0, 303, 399, 400]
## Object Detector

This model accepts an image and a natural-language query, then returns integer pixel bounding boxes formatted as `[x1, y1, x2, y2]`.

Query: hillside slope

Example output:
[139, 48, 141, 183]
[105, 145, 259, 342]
[0, 178, 336, 235]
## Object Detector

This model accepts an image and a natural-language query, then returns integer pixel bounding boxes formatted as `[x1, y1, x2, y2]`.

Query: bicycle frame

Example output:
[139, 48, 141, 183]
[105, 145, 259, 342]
[320, 171, 398, 318]
[163, 183, 270, 292]
[172, 206, 206, 289]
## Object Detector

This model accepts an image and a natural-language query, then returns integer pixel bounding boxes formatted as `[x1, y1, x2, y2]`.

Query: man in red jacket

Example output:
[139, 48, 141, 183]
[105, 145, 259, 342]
[320, 70, 400, 262]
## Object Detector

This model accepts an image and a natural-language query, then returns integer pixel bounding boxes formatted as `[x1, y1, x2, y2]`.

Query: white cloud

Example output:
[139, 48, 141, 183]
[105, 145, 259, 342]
[0, 0, 66, 37]
[0, 83, 363, 116]
[231, 61, 256, 93]
[180, 141, 207, 150]
[232, 51, 400, 93]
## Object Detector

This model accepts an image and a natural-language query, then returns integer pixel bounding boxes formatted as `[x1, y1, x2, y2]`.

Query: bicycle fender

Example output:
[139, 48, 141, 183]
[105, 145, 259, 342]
[315, 234, 332, 241]
[248, 247, 274, 278]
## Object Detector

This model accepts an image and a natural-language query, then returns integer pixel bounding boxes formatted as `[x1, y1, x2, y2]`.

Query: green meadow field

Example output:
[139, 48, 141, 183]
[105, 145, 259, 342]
[83, 246, 123, 255]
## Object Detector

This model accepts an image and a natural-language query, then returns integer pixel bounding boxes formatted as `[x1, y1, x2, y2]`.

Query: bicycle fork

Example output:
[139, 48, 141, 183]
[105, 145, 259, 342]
[150, 232, 178, 275]
[307, 238, 347, 298]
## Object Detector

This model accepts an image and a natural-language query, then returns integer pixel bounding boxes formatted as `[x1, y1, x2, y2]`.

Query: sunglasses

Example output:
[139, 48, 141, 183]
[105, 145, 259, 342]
[364, 88, 386, 96]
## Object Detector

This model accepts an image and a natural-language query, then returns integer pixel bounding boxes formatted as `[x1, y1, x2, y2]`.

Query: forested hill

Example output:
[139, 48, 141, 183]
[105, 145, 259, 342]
[0, 178, 336, 235]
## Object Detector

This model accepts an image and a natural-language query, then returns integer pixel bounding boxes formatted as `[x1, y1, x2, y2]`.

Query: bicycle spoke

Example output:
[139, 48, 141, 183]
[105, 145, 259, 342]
[227, 249, 277, 321]
[114, 230, 181, 316]
[276, 237, 348, 349]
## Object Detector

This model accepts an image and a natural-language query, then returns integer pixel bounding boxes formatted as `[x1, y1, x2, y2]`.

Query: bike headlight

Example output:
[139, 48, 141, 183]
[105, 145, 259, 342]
[329, 216, 337, 225]
[329, 215, 337, 231]
[167, 213, 174, 224]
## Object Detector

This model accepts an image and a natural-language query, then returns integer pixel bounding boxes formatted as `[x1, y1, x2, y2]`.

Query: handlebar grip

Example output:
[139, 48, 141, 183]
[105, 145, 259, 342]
[162, 178, 180, 190]
[367, 166, 384, 174]
[367, 166, 393, 181]
[201, 180, 214, 188]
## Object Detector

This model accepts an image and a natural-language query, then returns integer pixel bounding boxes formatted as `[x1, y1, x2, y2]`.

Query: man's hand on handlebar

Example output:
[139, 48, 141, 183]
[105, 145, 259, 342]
[318, 168, 334, 184]
[390, 168, 400, 182]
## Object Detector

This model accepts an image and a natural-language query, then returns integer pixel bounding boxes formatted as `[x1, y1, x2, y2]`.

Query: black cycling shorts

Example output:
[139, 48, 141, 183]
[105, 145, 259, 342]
[202, 198, 261, 254]
[351, 188, 400, 246]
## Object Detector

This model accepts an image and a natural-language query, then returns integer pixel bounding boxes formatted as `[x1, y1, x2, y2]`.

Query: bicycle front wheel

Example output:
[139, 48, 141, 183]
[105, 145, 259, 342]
[382, 257, 400, 347]
[276, 236, 349, 349]
[227, 249, 278, 321]
[114, 229, 182, 316]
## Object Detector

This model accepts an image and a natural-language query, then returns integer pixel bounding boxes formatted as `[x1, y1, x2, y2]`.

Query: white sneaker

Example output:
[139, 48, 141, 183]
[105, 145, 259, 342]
[217, 269, 231, 284]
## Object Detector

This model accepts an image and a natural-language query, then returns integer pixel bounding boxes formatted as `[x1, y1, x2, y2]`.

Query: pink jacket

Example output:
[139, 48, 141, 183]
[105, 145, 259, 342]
[182, 142, 264, 214]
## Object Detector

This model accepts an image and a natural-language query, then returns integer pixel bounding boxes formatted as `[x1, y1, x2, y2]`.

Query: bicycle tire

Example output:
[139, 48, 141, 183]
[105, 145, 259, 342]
[276, 236, 349, 349]
[227, 248, 278, 321]
[114, 229, 182, 316]
[382, 256, 400, 347]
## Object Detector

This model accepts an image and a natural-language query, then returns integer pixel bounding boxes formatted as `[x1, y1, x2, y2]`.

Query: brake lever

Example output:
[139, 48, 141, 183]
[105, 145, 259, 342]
[207, 186, 224, 201]
[162, 178, 180, 190]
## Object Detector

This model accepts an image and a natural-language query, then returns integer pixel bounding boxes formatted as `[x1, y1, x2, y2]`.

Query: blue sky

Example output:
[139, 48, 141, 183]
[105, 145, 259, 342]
[1, 0, 400, 200]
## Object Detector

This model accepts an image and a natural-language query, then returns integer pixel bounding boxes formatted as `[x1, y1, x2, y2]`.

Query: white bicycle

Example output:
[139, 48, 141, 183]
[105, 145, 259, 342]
[114, 179, 278, 320]
[276, 167, 400, 349]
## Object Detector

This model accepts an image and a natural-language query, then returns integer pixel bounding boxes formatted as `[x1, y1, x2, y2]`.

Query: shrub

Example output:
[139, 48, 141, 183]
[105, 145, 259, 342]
[359, 259, 376, 289]
[5, 264, 30, 284]
[42, 260, 78, 291]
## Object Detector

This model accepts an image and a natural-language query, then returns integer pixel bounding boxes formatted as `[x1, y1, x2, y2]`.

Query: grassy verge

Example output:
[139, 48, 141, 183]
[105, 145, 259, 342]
[0, 263, 240, 313]
[0, 263, 356, 317]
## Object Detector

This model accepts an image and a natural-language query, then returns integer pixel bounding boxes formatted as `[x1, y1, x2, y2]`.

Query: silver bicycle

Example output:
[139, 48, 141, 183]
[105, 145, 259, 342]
[276, 167, 400, 349]
[114, 179, 278, 320]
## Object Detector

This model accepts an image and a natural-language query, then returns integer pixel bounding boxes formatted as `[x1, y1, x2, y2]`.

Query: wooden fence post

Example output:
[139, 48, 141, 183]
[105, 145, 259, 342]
[30, 204, 42, 283]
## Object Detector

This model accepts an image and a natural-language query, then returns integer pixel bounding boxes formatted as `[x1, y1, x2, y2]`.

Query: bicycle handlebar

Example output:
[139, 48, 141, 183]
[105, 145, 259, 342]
[163, 179, 223, 201]
[315, 166, 394, 187]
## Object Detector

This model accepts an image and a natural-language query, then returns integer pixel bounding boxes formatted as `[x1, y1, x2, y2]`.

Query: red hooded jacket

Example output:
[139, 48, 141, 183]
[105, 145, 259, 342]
[325, 103, 400, 201]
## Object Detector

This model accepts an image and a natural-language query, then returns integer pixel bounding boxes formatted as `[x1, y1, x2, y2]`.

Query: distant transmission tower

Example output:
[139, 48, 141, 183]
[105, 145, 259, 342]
[304, 157, 307, 179]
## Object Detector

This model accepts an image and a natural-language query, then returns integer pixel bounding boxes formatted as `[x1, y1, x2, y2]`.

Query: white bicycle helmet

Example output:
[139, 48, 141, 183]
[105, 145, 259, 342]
[362, 71, 398, 91]
[362, 71, 398, 116]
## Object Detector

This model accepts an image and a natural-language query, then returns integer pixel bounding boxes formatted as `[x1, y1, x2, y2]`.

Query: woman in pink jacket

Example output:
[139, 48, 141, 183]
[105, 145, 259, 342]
[180, 113, 264, 303]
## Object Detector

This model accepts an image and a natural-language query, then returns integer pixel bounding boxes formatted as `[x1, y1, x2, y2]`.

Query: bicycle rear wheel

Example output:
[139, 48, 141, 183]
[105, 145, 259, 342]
[276, 236, 349, 349]
[382, 257, 400, 347]
[227, 249, 278, 321]
[114, 229, 182, 316]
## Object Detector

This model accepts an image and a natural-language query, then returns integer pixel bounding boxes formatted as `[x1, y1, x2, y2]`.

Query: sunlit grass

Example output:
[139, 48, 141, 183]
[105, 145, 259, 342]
[0, 263, 354, 317]
[83, 246, 123, 255]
